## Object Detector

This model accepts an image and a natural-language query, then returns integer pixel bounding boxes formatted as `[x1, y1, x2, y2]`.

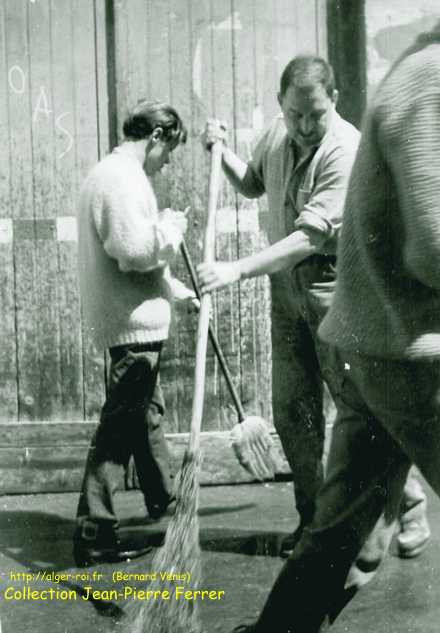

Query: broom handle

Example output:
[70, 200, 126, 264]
[180, 239, 246, 422]
[189, 141, 223, 453]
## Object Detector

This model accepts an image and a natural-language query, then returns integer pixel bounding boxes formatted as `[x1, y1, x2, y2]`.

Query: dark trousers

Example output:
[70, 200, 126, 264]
[270, 255, 338, 527]
[76, 342, 173, 539]
[255, 349, 440, 632]
[270, 255, 425, 589]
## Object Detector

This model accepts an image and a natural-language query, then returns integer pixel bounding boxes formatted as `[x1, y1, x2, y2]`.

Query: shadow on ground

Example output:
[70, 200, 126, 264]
[0, 492, 292, 625]
[2, 482, 438, 633]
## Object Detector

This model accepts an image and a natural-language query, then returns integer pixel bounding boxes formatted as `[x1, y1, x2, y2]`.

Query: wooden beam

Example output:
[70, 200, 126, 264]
[0, 423, 291, 494]
[327, 0, 367, 127]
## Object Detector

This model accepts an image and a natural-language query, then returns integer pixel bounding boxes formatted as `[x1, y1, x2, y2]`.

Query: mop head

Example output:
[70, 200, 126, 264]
[131, 449, 203, 633]
[230, 416, 276, 481]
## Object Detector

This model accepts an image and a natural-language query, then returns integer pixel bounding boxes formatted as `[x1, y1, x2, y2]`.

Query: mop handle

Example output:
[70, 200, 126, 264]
[189, 141, 223, 453]
[180, 239, 246, 422]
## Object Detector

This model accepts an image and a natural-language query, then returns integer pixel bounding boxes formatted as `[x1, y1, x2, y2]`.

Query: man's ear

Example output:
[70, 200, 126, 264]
[331, 89, 339, 107]
[151, 127, 164, 143]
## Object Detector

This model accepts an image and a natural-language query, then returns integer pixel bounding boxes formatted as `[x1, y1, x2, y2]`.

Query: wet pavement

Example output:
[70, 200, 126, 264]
[0, 480, 439, 633]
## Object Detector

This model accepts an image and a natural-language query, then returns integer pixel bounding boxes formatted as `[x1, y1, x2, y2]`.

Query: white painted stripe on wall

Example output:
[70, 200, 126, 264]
[56, 216, 78, 242]
[0, 219, 13, 243]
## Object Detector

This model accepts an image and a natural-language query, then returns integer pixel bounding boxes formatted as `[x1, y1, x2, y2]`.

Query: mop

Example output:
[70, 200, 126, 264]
[180, 239, 275, 481]
[131, 142, 223, 633]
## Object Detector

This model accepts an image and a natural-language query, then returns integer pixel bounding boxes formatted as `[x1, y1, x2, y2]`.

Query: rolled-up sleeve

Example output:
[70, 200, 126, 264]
[243, 130, 268, 198]
[294, 144, 358, 252]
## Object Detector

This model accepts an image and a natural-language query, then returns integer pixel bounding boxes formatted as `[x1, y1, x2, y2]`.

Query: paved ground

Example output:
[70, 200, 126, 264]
[0, 480, 439, 633]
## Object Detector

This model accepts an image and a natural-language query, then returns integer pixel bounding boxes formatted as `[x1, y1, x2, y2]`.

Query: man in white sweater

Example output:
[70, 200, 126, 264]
[74, 100, 194, 566]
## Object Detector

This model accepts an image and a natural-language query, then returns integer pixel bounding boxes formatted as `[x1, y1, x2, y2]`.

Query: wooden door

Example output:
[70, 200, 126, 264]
[113, 0, 327, 435]
[0, 0, 327, 493]
[0, 0, 108, 491]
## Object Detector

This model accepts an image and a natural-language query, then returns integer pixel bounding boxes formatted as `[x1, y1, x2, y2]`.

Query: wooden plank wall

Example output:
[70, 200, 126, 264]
[0, 0, 327, 493]
[0, 0, 108, 427]
[113, 0, 327, 436]
[0, 0, 108, 489]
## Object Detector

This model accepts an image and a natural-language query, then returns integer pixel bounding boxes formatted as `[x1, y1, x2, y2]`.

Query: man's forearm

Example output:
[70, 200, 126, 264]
[221, 146, 263, 198]
[239, 229, 323, 278]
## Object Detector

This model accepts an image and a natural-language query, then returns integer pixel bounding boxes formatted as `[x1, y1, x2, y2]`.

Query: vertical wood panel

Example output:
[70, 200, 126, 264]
[0, 0, 18, 421]
[72, 0, 106, 420]
[113, 0, 144, 127]
[145, 0, 171, 102]
[232, 0, 272, 421]
[258, 0, 279, 122]
[51, 0, 84, 419]
[289, 0, 318, 58]
[206, 0, 245, 431]
[316, 0, 328, 58]
[28, 0, 63, 420]
[251, 0, 278, 421]
[1, 0, 106, 424]
[179, 0, 219, 429]
[7, 0, 41, 421]
[94, 0, 111, 159]
[161, 0, 193, 433]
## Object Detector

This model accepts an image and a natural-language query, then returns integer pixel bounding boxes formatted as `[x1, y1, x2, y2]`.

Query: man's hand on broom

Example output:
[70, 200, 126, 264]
[171, 283, 215, 318]
[197, 261, 243, 292]
[202, 118, 228, 151]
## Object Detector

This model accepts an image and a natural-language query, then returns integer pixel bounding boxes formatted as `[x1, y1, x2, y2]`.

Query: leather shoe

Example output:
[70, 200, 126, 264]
[73, 539, 152, 567]
[280, 526, 303, 558]
[148, 496, 176, 520]
[73, 521, 152, 567]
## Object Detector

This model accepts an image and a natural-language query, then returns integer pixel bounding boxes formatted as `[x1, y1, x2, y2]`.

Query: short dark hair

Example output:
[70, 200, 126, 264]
[123, 100, 187, 146]
[280, 55, 335, 97]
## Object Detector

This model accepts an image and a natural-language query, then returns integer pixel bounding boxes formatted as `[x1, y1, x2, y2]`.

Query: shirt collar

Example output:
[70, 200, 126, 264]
[290, 108, 340, 156]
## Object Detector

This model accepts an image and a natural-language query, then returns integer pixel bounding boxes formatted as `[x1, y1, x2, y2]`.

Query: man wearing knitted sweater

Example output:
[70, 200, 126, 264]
[228, 25, 440, 633]
[74, 101, 194, 566]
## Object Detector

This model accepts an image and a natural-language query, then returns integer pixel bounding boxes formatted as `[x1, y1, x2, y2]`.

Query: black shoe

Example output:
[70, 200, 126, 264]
[280, 526, 303, 559]
[148, 496, 176, 520]
[73, 540, 152, 567]
[73, 521, 152, 567]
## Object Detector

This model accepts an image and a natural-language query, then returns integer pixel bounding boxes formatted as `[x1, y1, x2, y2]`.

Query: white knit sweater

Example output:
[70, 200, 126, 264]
[77, 144, 190, 349]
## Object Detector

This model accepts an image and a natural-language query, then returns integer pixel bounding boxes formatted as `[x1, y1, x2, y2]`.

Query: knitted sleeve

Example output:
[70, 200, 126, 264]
[94, 176, 183, 273]
[380, 86, 440, 289]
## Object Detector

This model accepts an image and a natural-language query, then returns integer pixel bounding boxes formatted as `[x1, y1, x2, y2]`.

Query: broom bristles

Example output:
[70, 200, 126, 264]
[131, 449, 203, 633]
[230, 416, 276, 481]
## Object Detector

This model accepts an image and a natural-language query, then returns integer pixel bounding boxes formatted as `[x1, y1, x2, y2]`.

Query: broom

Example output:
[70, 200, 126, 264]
[180, 239, 275, 481]
[131, 142, 223, 633]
